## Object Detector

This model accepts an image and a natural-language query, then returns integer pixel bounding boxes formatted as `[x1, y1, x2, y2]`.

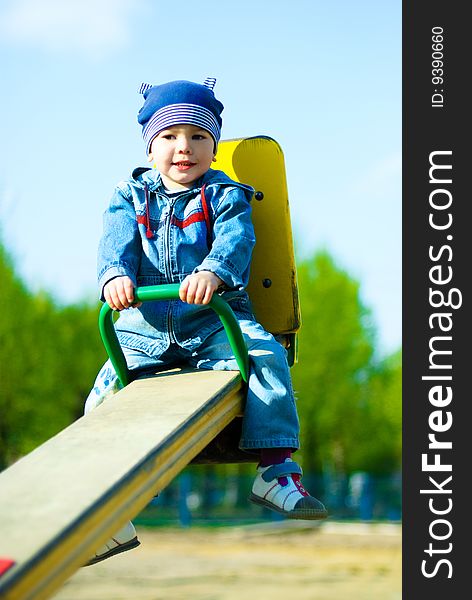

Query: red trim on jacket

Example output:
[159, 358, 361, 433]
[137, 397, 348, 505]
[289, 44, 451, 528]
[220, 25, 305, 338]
[137, 184, 212, 241]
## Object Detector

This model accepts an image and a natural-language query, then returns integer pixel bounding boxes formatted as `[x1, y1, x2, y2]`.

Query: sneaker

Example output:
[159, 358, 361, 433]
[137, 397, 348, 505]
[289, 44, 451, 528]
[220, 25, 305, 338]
[249, 458, 328, 520]
[84, 521, 140, 566]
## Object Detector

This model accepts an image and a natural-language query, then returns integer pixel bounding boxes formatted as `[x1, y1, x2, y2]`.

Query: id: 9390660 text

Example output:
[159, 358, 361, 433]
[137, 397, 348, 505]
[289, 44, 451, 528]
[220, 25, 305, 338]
[431, 26, 444, 108]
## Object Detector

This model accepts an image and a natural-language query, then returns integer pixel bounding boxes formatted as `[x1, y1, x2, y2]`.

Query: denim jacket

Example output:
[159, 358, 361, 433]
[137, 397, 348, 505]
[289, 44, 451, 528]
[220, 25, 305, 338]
[98, 167, 256, 357]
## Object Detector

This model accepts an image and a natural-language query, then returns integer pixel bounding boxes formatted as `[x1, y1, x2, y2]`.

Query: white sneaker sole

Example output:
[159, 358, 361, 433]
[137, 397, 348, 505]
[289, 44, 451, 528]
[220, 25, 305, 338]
[84, 536, 140, 566]
[249, 492, 328, 520]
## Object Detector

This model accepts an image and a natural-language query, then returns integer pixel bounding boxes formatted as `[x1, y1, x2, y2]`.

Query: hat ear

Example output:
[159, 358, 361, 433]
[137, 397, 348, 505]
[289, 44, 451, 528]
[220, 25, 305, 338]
[203, 77, 216, 90]
[139, 82, 153, 95]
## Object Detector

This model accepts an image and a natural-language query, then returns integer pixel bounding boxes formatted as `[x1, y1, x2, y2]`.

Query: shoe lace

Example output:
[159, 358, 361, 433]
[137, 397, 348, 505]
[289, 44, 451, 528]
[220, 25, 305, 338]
[276, 473, 309, 497]
[292, 474, 309, 497]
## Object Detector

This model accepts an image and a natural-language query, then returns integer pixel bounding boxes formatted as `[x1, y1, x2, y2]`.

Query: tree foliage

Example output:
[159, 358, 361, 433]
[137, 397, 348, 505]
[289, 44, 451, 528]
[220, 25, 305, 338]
[292, 251, 401, 475]
[0, 241, 106, 469]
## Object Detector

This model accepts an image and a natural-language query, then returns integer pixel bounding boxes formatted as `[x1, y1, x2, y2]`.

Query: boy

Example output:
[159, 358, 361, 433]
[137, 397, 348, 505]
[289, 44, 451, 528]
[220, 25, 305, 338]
[85, 78, 327, 565]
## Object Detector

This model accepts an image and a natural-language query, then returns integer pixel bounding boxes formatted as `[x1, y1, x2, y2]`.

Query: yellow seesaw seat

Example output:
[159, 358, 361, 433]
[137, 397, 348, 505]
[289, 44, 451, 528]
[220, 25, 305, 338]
[217, 136, 301, 364]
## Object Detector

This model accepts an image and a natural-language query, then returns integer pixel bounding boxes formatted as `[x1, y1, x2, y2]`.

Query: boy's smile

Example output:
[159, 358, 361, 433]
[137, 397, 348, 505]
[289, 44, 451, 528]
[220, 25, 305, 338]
[173, 159, 196, 171]
[148, 124, 215, 190]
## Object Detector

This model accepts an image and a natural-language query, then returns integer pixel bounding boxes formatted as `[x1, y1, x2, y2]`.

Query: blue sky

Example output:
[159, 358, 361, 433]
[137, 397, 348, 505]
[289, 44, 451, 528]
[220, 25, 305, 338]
[0, 0, 401, 354]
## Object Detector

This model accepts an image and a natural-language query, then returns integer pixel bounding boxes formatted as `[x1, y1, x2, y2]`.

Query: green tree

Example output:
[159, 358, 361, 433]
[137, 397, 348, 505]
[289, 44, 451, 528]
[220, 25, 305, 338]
[348, 349, 402, 473]
[0, 242, 35, 468]
[0, 240, 105, 468]
[292, 250, 401, 475]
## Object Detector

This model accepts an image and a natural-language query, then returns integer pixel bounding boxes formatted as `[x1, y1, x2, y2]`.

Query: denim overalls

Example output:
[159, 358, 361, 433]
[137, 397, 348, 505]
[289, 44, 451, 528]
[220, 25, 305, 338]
[85, 168, 300, 451]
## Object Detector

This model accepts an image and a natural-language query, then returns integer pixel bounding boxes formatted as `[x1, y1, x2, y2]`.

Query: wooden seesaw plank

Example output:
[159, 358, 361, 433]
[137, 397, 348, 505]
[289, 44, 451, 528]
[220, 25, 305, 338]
[0, 367, 244, 600]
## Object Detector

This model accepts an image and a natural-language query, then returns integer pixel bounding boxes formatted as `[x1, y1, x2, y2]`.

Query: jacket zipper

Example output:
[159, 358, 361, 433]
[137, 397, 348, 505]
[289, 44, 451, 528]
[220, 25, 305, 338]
[165, 198, 177, 344]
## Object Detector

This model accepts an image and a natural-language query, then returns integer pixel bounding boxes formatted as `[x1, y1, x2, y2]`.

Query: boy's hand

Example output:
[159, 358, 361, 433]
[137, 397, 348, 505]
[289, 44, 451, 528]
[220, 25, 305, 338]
[179, 271, 223, 305]
[103, 276, 142, 311]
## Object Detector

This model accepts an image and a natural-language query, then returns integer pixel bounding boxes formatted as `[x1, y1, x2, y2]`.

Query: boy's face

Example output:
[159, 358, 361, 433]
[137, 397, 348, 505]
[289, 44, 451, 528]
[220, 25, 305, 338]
[148, 124, 216, 190]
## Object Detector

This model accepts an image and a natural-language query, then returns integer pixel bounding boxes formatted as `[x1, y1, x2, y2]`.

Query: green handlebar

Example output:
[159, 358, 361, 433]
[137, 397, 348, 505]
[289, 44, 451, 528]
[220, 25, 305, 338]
[98, 283, 250, 387]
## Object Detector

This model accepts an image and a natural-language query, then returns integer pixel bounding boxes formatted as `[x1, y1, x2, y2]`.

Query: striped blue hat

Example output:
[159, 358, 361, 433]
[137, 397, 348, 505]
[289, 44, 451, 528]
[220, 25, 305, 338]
[137, 78, 224, 154]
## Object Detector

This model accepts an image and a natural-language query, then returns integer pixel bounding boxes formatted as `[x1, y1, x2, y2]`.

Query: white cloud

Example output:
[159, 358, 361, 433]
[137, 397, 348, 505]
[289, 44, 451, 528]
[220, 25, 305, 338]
[0, 0, 143, 58]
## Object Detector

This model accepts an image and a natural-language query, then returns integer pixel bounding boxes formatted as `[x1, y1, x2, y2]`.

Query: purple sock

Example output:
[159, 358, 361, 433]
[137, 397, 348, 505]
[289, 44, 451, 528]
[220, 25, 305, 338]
[259, 448, 292, 467]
